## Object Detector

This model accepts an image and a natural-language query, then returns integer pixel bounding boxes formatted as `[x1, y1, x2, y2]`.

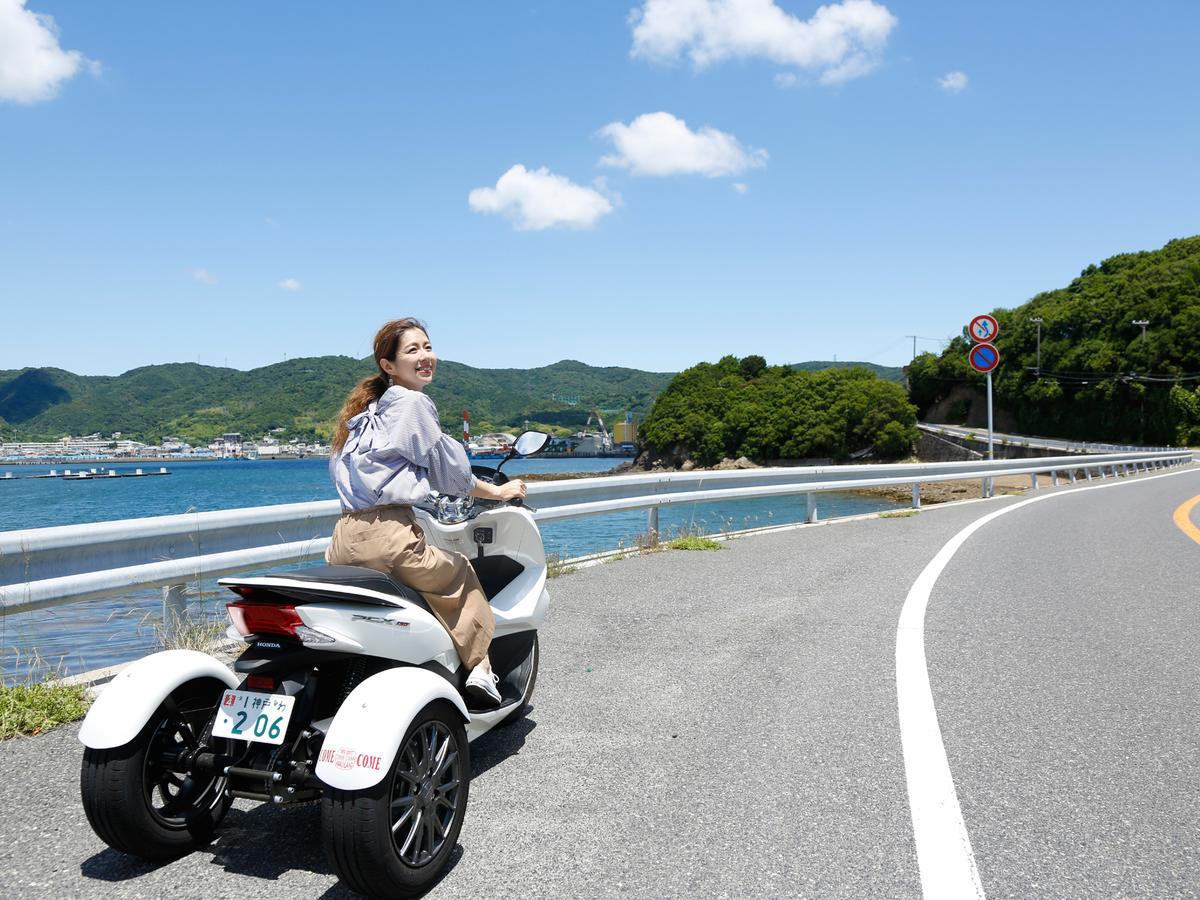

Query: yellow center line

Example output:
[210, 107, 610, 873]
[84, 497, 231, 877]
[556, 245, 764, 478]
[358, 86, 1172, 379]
[1173, 495, 1200, 546]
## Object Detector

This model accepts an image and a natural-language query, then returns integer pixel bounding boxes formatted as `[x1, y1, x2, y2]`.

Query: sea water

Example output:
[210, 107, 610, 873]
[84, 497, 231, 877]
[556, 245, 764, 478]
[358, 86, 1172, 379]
[0, 458, 904, 679]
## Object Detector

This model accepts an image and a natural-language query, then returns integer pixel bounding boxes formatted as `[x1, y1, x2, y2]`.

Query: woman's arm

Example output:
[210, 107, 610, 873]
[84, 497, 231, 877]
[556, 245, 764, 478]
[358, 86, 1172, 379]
[470, 477, 526, 503]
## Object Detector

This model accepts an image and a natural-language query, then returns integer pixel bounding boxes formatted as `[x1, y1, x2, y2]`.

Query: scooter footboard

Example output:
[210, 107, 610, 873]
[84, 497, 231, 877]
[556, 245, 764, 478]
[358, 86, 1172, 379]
[78, 649, 239, 749]
[316, 667, 470, 790]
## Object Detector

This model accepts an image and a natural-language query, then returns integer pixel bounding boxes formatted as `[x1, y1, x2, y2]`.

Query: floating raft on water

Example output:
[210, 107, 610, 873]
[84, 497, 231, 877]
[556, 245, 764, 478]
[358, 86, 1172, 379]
[4, 467, 171, 480]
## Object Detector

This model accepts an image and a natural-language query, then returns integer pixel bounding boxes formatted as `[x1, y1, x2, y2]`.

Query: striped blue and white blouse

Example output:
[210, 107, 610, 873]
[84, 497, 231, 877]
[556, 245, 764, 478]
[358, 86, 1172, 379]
[330, 386, 477, 511]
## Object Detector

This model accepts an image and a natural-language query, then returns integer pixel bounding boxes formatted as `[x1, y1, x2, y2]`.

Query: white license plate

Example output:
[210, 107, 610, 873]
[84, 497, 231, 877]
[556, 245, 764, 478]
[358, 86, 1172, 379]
[211, 690, 296, 745]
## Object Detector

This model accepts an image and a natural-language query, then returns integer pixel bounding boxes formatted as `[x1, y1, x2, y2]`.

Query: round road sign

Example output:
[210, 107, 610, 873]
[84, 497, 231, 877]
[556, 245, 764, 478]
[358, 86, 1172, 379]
[968, 314, 999, 343]
[969, 342, 1000, 373]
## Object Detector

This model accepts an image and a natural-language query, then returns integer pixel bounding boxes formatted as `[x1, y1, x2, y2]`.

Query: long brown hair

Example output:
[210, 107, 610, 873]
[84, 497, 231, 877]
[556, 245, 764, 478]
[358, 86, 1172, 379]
[332, 317, 429, 452]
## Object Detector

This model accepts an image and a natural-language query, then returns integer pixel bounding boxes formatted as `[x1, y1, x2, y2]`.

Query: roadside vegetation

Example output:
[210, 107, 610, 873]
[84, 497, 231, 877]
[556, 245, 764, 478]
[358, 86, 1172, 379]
[1, 661, 90, 740]
[665, 535, 723, 551]
[908, 235, 1200, 446]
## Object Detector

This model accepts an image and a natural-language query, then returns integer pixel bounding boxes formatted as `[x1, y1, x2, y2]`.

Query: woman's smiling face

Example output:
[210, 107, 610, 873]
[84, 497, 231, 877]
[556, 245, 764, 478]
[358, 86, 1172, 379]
[381, 327, 436, 391]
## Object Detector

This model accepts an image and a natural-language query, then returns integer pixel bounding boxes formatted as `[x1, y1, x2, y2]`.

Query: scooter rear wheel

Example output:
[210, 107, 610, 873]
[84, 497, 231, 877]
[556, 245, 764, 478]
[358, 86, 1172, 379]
[322, 700, 470, 898]
[80, 677, 232, 860]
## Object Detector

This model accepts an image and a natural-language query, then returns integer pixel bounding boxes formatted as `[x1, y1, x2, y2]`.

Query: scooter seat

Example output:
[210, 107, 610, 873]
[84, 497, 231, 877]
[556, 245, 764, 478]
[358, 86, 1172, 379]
[282, 565, 428, 607]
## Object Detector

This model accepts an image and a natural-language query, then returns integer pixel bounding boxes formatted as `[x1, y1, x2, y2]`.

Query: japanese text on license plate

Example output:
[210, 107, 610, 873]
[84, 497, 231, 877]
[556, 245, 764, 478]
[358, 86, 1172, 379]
[212, 690, 295, 745]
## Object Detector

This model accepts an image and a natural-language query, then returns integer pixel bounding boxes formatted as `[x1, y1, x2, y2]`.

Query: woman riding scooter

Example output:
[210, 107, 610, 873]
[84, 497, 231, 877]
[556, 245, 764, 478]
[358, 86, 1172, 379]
[326, 317, 526, 705]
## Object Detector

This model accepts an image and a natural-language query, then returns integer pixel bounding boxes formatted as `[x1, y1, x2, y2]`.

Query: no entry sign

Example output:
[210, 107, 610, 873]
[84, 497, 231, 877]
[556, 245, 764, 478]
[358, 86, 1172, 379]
[969, 342, 1000, 373]
[968, 314, 999, 343]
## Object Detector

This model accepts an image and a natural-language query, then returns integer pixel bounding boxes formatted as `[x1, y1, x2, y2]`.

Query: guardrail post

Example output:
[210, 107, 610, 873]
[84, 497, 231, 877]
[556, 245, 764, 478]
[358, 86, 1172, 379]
[911, 484, 921, 509]
[1051, 471, 1059, 486]
[1068, 469, 1076, 484]
[1085, 468, 1093, 482]
[806, 492, 818, 523]
[162, 582, 187, 641]
[1029, 473, 1039, 492]
[647, 506, 659, 545]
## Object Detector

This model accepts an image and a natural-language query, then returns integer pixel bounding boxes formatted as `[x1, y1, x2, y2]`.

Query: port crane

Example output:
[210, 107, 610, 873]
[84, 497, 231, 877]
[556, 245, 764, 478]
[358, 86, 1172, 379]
[584, 409, 613, 453]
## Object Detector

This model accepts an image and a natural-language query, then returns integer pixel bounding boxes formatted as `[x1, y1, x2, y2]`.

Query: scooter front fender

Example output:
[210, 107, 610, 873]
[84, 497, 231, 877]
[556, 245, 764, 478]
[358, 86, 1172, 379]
[78, 649, 238, 749]
[316, 667, 469, 791]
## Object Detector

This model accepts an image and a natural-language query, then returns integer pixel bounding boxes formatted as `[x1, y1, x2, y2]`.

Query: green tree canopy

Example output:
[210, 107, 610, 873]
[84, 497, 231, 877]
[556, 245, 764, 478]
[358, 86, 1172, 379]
[641, 356, 918, 464]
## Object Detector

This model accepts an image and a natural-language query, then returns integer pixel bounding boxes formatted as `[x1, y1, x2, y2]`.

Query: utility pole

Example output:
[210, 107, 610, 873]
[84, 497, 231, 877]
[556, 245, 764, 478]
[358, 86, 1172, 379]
[906, 335, 918, 360]
[1132, 320, 1150, 446]
[1031, 317, 1043, 375]
[1132, 319, 1149, 353]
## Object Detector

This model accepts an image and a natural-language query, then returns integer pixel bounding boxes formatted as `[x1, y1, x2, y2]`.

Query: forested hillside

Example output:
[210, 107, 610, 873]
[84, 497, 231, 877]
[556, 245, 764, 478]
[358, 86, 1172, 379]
[908, 236, 1200, 445]
[0, 358, 674, 443]
[640, 356, 918, 465]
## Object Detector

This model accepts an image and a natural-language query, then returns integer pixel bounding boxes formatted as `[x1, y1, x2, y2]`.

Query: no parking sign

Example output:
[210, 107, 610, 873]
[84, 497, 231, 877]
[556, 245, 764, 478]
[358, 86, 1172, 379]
[969, 342, 1000, 373]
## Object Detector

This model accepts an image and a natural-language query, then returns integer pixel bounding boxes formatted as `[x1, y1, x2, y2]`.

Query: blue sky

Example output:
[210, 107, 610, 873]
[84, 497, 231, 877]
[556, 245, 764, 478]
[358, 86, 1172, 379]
[2, 1, 1198, 376]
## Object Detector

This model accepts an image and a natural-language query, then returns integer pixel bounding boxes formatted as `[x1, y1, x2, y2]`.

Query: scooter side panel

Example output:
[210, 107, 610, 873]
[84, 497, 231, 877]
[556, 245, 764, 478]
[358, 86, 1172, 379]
[78, 650, 239, 749]
[316, 667, 470, 790]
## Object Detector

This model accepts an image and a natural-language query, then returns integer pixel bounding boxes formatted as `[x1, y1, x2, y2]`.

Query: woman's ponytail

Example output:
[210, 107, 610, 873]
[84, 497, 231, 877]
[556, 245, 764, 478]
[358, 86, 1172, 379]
[331, 373, 389, 453]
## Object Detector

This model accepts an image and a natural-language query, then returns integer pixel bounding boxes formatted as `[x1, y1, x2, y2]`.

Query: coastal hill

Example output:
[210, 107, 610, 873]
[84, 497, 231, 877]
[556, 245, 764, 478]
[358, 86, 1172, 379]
[0, 355, 902, 445]
[907, 235, 1200, 445]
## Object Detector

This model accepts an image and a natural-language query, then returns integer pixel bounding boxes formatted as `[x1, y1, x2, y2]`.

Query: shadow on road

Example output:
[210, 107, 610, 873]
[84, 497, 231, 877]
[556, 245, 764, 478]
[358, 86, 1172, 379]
[79, 713, 537, 891]
[470, 713, 537, 779]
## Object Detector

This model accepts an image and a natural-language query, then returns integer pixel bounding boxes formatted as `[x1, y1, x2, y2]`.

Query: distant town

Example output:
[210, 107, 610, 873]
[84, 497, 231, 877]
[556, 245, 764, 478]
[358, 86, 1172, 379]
[0, 431, 330, 463]
[0, 416, 640, 463]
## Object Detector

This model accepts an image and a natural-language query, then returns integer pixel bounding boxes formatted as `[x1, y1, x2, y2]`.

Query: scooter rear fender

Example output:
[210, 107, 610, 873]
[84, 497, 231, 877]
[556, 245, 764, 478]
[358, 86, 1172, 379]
[78, 649, 239, 749]
[316, 667, 470, 790]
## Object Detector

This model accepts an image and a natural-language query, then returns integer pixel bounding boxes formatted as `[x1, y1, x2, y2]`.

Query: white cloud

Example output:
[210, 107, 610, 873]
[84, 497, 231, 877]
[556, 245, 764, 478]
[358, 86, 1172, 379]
[630, 0, 897, 85]
[0, 0, 97, 104]
[278, 277, 302, 291]
[938, 70, 968, 93]
[190, 268, 217, 285]
[599, 111, 766, 178]
[774, 71, 799, 88]
[732, 182, 749, 194]
[468, 164, 614, 231]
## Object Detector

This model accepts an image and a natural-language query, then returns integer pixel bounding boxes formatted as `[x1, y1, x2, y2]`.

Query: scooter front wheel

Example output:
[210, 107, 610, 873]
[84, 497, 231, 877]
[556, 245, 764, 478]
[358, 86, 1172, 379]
[80, 677, 232, 860]
[322, 700, 470, 898]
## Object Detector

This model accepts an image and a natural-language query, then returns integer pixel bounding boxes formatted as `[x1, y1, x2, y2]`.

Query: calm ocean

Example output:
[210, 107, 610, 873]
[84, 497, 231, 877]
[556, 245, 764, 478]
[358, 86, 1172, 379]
[0, 457, 903, 680]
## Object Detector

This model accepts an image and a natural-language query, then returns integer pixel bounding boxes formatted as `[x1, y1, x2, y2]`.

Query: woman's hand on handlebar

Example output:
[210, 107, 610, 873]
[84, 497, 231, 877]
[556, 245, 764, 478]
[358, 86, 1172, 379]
[469, 476, 527, 504]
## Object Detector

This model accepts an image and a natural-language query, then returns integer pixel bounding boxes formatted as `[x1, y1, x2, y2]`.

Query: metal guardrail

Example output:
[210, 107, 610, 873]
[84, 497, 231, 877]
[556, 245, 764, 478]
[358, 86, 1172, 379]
[917, 423, 1174, 454]
[0, 450, 1193, 622]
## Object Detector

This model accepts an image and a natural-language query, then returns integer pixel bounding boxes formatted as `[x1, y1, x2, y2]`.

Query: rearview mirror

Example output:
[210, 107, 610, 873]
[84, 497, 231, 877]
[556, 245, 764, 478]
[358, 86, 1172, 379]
[513, 431, 551, 456]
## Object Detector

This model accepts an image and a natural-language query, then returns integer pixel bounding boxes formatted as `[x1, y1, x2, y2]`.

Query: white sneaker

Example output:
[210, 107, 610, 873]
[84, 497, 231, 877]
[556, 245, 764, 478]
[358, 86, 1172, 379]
[465, 667, 501, 706]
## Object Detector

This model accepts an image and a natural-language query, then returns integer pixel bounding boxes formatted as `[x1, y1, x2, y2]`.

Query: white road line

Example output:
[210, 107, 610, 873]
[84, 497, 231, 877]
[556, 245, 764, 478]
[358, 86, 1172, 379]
[895, 464, 1199, 899]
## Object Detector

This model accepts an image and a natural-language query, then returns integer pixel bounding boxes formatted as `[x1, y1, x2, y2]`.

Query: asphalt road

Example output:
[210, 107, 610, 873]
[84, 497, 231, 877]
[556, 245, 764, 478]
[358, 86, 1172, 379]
[2, 464, 1198, 898]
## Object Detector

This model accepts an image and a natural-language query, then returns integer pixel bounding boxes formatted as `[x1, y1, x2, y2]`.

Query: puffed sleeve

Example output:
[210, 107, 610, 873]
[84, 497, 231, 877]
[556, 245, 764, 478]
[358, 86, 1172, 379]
[387, 392, 477, 495]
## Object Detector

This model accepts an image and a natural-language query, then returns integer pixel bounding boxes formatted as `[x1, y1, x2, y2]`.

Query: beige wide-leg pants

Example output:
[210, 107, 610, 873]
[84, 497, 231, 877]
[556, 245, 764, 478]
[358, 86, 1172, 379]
[325, 505, 494, 669]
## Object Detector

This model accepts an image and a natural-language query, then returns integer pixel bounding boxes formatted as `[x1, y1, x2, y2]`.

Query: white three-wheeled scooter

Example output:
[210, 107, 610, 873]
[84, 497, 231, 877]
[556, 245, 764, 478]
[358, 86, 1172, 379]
[78, 431, 552, 897]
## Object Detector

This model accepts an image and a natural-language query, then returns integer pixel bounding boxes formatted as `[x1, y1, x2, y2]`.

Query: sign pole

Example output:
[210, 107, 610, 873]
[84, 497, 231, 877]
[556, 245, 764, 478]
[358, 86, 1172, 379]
[986, 371, 994, 497]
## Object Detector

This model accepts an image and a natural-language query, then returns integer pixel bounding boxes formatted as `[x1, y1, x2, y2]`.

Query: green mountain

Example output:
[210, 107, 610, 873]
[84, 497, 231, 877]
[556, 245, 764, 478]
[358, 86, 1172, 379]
[0, 358, 675, 444]
[907, 236, 1200, 445]
[0, 353, 910, 447]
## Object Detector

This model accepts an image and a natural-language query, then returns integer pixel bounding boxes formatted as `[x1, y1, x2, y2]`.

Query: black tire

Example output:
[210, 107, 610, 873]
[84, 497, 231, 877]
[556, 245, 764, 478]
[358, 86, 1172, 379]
[80, 677, 232, 861]
[499, 632, 539, 727]
[322, 700, 470, 898]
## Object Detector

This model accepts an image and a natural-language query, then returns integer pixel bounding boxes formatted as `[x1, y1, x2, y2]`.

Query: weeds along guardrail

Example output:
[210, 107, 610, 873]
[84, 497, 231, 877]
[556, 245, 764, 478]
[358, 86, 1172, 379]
[0, 451, 1192, 627]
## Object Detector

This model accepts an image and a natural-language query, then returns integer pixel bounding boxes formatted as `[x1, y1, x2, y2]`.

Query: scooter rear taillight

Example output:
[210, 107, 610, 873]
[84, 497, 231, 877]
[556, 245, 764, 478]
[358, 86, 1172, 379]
[226, 602, 304, 638]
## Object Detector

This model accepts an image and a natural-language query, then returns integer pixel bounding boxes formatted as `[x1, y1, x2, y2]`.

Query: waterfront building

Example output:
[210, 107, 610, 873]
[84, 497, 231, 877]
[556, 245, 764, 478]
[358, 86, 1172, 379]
[0, 436, 149, 457]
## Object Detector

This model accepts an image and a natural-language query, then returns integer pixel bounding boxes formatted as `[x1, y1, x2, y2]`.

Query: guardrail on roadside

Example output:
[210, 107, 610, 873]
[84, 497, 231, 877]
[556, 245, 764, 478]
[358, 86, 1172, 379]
[0, 450, 1193, 624]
